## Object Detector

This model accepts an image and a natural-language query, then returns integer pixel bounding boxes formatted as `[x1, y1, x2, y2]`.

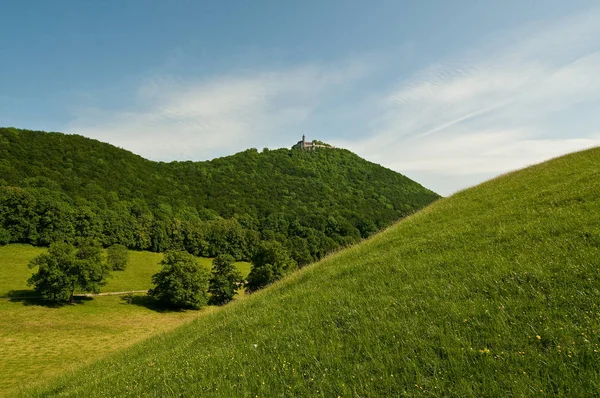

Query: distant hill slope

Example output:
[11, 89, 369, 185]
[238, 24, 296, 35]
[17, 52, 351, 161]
[25, 148, 600, 397]
[0, 127, 439, 263]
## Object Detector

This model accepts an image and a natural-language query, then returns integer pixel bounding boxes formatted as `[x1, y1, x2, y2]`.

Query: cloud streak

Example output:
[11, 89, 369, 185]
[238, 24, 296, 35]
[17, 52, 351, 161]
[340, 8, 600, 195]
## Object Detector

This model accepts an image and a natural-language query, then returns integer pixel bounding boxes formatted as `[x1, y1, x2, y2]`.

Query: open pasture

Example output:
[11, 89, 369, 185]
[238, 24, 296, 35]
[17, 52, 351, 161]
[0, 245, 249, 396]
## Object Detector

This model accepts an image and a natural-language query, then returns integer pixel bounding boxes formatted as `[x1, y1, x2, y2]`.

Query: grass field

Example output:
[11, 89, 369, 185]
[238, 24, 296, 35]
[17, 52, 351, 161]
[0, 295, 206, 396]
[0, 246, 250, 396]
[0, 245, 45, 297]
[104, 254, 250, 292]
[21, 147, 600, 397]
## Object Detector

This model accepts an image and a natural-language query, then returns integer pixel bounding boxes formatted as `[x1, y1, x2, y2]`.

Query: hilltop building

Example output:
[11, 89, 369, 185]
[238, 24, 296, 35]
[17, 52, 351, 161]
[293, 135, 335, 151]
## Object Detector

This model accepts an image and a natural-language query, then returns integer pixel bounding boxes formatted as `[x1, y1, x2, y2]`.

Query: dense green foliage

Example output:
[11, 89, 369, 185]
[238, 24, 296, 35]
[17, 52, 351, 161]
[208, 254, 243, 305]
[246, 240, 297, 292]
[0, 127, 439, 266]
[27, 241, 111, 303]
[148, 250, 210, 309]
[106, 244, 129, 271]
[25, 148, 600, 397]
[0, 227, 9, 245]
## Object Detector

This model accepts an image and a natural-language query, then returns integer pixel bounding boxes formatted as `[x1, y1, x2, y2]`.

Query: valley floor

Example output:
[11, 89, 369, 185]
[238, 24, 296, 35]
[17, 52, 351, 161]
[0, 245, 249, 397]
[0, 295, 204, 397]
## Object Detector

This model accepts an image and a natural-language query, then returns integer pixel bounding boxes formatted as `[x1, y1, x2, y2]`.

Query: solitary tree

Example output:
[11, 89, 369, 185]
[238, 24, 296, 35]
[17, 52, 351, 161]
[148, 250, 210, 309]
[246, 240, 297, 292]
[106, 244, 129, 270]
[209, 254, 243, 305]
[27, 241, 111, 303]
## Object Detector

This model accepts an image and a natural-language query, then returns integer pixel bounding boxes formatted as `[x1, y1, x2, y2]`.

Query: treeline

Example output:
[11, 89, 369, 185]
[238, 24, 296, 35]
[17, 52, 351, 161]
[0, 185, 366, 265]
[0, 127, 440, 265]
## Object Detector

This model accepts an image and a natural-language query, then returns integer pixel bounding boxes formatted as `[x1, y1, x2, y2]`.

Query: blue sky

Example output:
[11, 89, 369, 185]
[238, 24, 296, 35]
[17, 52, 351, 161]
[2, 0, 600, 195]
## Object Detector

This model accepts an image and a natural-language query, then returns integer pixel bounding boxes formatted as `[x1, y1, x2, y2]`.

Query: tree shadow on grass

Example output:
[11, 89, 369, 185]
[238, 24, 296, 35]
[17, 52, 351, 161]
[7, 290, 94, 307]
[4, 289, 36, 299]
[120, 294, 185, 313]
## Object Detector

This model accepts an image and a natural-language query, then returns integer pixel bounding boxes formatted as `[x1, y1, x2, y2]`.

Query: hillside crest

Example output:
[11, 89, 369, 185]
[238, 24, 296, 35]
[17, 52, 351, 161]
[0, 127, 439, 265]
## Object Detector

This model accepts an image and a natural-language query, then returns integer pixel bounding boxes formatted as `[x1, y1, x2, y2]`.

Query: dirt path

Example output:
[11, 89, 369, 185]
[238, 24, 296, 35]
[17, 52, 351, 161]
[4, 290, 149, 300]
[76, 290, 148, 297]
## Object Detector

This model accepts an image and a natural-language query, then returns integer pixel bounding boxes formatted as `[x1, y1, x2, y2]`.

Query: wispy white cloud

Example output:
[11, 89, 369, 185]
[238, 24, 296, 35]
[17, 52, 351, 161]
[379, 131, 600, 197]
[387, 130, 600, 174]
[67, 61, 370, 160]
[338, 8, 600, 195]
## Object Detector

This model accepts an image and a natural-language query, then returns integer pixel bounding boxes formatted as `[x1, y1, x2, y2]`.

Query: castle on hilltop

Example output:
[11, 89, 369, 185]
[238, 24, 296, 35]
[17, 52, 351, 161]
[293, 135, 335, 151]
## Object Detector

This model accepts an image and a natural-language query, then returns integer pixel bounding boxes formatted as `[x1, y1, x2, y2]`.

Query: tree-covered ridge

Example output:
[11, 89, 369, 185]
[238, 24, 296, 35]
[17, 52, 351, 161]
[0, 127, 440, 264]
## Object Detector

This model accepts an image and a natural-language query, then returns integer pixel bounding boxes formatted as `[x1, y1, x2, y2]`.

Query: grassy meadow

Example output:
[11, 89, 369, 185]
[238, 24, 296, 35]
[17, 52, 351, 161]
[0, 245, 45, 297]
[20, 147, 600, 397]
[102, 254, 250, 293]
[0, 246, 249, 397]
[0, 246, 251, 296]
[0, 295, 207, 397]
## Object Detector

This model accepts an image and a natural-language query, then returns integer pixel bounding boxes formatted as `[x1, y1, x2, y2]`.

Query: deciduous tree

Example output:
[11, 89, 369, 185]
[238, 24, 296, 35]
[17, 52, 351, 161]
[27, 241, 111, 303]
[148, 250, 209, 309]
[208, 254, 243, 305]
[246, 240, 296, 292]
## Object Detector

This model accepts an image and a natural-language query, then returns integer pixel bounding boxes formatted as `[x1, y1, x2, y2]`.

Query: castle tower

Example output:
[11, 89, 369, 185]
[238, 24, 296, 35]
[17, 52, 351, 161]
[302, 134, 306, 143]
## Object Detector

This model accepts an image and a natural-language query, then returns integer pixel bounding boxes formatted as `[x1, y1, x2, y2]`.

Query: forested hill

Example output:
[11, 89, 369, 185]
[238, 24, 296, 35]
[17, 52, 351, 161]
[0, 127, 439, 264]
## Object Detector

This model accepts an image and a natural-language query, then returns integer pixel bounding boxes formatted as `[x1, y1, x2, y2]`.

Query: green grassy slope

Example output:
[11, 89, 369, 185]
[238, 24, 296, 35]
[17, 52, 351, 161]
[26, 148, 600, 397]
